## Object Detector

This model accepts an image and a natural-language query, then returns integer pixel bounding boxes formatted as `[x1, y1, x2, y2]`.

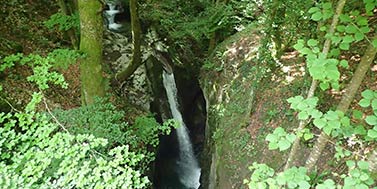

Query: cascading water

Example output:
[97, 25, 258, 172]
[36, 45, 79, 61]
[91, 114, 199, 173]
[162, 71, 201, 189]
[105, 3, 122, 30]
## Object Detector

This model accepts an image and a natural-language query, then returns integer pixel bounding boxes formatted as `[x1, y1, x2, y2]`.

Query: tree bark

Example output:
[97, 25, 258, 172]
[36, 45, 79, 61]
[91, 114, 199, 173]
[305, 34, 377, 173]
[114, 0, 142, 83]
[78, 0, 106, 105]
[284, 0, 347, 170]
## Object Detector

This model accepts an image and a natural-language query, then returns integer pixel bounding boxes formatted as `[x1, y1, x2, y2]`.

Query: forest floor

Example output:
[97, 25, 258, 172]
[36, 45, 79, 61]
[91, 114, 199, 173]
[0, 1, 82, 110]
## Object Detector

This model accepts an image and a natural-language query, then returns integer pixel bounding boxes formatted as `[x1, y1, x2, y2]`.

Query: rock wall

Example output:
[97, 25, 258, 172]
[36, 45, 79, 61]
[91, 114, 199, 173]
[200, 27, 306, 188]
[200, 28, 262, 189]
[103, 30, 153, 111]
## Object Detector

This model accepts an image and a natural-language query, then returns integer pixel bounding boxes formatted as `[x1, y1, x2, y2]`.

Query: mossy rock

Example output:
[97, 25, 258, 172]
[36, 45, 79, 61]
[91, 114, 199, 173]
[200, 25, 307, 189]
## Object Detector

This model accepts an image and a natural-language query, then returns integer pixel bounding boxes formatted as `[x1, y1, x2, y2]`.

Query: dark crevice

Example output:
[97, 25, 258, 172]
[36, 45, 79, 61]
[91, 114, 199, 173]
[148, 62, 207, 189]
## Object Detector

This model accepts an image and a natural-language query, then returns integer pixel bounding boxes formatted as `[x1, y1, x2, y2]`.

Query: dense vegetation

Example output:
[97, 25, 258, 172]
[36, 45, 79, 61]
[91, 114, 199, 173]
[0, 0, 377, 188]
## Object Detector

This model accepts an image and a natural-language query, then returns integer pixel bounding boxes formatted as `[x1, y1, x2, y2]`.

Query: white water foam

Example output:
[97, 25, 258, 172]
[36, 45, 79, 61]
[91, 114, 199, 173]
[162, 71, 201, 189]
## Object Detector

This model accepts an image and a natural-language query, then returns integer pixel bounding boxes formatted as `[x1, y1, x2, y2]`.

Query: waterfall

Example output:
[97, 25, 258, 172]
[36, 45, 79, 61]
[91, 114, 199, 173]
[105, 3, 122, 30]
[162, 71, 201, 189]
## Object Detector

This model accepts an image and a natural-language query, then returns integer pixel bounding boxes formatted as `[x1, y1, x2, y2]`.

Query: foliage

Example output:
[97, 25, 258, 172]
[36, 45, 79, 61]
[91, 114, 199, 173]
[244, 163, 311, 189]
[0, 108, 149, 189]
[44, 12, 80, 32]
[52, 97, 177, 171]
[247, 0, 377, 188]
[359, 90, 377, 139]
[266, 127, 296, 151]
[0, 49, 176, 188]
[244, 161, 375, 189]
[1, 49, 81, 90]
[257, 0, 314, 66]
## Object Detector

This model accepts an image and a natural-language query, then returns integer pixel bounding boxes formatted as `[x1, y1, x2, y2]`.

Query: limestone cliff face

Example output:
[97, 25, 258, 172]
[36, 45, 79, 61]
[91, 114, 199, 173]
[200, 27, 305, 189]
[200, 28, 262, 189]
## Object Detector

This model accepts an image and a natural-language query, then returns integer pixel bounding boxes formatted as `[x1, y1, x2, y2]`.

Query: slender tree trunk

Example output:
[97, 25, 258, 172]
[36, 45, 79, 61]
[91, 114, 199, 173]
[57, 0, 78, 49]
[114, 0, 142, 82]
[305, 34, 377, 172]
[284, 0, 346, 170]
[78, 0, 106, 105]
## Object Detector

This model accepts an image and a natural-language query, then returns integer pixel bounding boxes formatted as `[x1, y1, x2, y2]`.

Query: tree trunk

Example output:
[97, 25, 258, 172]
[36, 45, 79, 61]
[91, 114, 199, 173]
[305, 34, 377, 173]
[114, 0, 142, 83]
[284, 0, 347, 170]
[78, 0, 106, 105]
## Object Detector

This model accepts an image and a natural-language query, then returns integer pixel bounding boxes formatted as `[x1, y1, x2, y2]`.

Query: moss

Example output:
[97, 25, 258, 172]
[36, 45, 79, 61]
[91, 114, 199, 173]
[200, 25, 310, 188]
[78, 0, 106, 105]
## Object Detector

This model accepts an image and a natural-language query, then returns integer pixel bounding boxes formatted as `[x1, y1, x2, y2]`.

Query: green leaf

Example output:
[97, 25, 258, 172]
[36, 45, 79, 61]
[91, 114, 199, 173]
[307, 39, 319, 47]
[278, 139, 291, 151]
[359, 99, 371, 108]
[298, 111, 309, 120]
[339, 14, 352, 23]
[358, 161, 369, 170]
[286, 133, 296, 143]
[354, 32, 364, 42]
[320, 26, 327, 31]
[372, 99, 377, 110]
[352, 110, 363, 120]
[365, 115, 377, 126]
[339, 42, 350, 50]
[356, 17, 369, 26]
[308, 7, 320, 13]
[323, 125, 332, 135]
[303, 132, 314, 141]
[310, 109, 323, 119]
[345, 25, 358, 34]
[354, 125, 367, 136]
[362, 90, 375, 100]
[360, 26, 371, 33]
[336, 25, 346, 32]
[293, 40, 305, 50]
[329, 48, 340, 57]
[311, 12, 322, 21]
[367, 129, 377, 138]
[339, 60, 349, 68]
[268, 141, 279, 150]
[346, 160, 356, 168]
[266, 133, 277, 142]
[322, 2, 332, 9]
[365, 3, 376, 14]
[326, 111, 338, 120]
[314, 118, 327, 129]
[341, 117, 350, 127]
[342, 35, 354, 43]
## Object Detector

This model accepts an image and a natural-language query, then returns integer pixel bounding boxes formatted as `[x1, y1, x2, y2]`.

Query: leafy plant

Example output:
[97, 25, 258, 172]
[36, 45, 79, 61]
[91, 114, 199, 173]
[2, 49, 81, 90]
[0, 49, 176, 188]
[44, 12, 79, 32]
[266, 127, 296, 151]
